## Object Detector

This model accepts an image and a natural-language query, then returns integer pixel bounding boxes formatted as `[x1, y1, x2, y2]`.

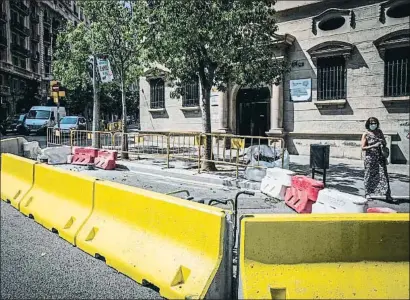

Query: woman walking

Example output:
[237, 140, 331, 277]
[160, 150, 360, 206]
[361, 117, 392, 201]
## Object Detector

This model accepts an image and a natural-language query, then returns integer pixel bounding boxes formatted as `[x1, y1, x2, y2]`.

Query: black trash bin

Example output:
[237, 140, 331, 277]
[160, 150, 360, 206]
[310, 144, 330, 169]
[310, 144, 330, 185]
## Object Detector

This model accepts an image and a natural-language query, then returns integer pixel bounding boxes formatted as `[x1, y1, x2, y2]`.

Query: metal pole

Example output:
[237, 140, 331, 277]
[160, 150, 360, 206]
[57, 97, 60, 129]
[91, 21, 100, 148]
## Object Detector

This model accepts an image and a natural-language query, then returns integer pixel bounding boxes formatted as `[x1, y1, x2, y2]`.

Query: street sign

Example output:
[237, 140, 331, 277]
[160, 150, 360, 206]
[96, 56, 114, 83]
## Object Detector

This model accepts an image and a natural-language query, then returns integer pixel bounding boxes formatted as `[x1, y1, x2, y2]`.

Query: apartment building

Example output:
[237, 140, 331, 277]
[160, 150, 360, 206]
[139, 0, 409, 164]
[0, 0, 86, 120]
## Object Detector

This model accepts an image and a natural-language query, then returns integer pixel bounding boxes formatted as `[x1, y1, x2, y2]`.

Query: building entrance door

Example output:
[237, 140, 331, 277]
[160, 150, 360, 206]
[236, 87, 270, 137]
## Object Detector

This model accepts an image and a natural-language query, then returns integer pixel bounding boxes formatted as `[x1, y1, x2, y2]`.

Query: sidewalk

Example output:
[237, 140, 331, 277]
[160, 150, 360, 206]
[120, 155, 409, 197]
[289, 155, 409, 198]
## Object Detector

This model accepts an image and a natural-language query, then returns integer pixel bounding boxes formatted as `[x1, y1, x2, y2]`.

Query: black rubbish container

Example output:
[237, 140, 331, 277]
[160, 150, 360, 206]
[310, 144, 330, 170]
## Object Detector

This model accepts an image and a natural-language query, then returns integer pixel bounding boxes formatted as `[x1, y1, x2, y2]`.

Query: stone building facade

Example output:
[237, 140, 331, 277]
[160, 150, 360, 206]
[0, 0, 85, 120]
[139, 0, 409, 164]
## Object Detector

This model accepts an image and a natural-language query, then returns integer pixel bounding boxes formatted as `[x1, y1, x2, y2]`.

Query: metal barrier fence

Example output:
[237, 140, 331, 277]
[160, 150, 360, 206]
[112, 132, 169, 161]
[47, 128, 113, 149]
[199, 133, 285, 177]
[47, 127, 72, 147]
[70, 130, 113, 148]
[47, 128, 286, 178]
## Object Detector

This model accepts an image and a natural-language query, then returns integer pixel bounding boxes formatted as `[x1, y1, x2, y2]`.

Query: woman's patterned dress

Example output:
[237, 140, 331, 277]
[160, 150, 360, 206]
[364, 130, 391, 198]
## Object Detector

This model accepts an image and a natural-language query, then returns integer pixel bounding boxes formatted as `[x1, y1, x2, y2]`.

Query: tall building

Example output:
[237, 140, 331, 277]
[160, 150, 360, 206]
[139, 0, 410, 164]
[0, 0, 86, 120]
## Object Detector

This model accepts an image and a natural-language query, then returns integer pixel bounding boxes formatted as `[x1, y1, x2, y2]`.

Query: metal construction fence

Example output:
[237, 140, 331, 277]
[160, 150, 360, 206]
[47, 128, 286, 177]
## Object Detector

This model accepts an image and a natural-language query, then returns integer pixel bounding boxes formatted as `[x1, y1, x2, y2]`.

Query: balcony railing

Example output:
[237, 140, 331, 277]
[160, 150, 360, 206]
[32, 51, 40, 61]
[0, 85, 11, 95]
[43, 16, 51, 26]
[0, 35, 7, 47]
[30, 13, 39, 23]
[14, 65, 31, 77]
[11, 43, 31, 57]
[10, 1, 29, 16]
[44, 34, 51, 44]
[31, 33, 40, 42]
[0, 11, 7, 23]
[11, 19, 30, 36]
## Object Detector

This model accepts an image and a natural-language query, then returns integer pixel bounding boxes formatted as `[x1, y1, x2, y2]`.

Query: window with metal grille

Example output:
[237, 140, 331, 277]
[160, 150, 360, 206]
[150, 78, 165, 109]
[182, 80, 200, 107]
[384, 47, 409, 97]
[317, 56, 346, 100]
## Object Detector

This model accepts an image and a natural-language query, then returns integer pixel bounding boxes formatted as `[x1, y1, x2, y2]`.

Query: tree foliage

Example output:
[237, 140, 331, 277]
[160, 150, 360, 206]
[79, 0, 146, 157]
[145, 0, 287, 170]
[53, 0, 145, 144]
[53, 23, 92, 91]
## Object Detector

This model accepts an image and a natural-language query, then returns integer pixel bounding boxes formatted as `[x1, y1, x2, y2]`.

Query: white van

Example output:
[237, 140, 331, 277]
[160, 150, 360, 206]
[25, 106, 67, 135]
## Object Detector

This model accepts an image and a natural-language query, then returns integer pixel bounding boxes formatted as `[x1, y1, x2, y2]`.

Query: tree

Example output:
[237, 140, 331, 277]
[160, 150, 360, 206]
[54, 22, 92, 94]
[53, 23, 138, 123]
[53, 22, 94, 120]
[145, 1, 287, 171]
[79, 0, 147, 158]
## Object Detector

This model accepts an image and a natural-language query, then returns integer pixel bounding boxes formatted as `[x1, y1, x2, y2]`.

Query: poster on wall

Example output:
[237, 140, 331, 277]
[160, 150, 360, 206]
[210, 87, 219, 106]
[290, 78, 311, 102]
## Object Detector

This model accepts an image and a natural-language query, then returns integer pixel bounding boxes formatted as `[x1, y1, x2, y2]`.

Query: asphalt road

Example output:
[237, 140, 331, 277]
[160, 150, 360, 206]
[0, 202, 162, 300]
[1, 164, 282, 300]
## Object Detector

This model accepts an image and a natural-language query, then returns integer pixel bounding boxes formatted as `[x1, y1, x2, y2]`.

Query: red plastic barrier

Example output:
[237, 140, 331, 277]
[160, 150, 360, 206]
[367, 207, 397, 213]
[284, 175, 324, 213]
[71, 147, 98, 165]
[94, 150, 117, 170]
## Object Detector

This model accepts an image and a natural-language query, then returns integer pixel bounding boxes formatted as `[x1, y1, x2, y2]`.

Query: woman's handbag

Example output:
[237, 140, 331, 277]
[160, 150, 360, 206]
[380, 145, 390, 159]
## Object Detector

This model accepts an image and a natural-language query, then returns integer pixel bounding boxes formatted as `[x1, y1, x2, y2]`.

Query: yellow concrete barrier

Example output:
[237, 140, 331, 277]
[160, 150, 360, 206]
[0, 153, 36, 209]
[76, 181, 232, 299]
[239, 214, 410, 299]
[20, 164, 95, 245]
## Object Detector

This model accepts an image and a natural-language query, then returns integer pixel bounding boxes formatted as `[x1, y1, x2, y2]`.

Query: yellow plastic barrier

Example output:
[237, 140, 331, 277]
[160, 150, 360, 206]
[0, 153, 36, 209]
[76, 181, 232, 299]
[239, 214, 410, 299]
[19, 164, 95, 245]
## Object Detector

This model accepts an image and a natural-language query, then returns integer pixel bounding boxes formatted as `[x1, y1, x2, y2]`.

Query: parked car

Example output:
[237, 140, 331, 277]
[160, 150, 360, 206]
[53, 116, 87, 135]
[0, 124, 5, 136]
[2, 114, 27, 135]
[25, 106, 67, 135]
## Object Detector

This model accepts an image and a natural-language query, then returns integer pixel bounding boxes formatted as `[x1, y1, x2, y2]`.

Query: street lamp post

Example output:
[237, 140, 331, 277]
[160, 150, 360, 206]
[90, 19, 100, 148]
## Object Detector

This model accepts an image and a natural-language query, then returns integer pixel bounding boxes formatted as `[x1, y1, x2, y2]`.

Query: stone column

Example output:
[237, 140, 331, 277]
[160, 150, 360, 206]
[217, 89, 229, 132]
[266, 80, 284, 136]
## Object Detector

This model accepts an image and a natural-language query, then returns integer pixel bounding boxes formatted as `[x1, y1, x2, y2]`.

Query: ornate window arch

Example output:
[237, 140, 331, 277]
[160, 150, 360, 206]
[307, 41, 354, 101]
[312, 8, 356, 35]
[374, 29, 410, 97]
[307, 41, 354, 64]
[379, 0, 410, 23]
[374, 29, 410, 59]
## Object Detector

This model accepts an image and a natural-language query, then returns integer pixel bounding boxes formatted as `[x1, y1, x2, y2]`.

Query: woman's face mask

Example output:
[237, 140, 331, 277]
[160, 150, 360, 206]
[369, 124, 377, 131]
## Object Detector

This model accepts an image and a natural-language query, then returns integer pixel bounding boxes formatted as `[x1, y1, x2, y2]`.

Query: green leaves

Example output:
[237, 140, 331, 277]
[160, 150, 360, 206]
[53, 22, 92, 90]
[145, 0, 287, 90]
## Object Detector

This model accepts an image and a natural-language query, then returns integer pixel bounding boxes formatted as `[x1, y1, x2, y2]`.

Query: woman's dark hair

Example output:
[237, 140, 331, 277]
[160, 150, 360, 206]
[365, 117, 380, 130]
